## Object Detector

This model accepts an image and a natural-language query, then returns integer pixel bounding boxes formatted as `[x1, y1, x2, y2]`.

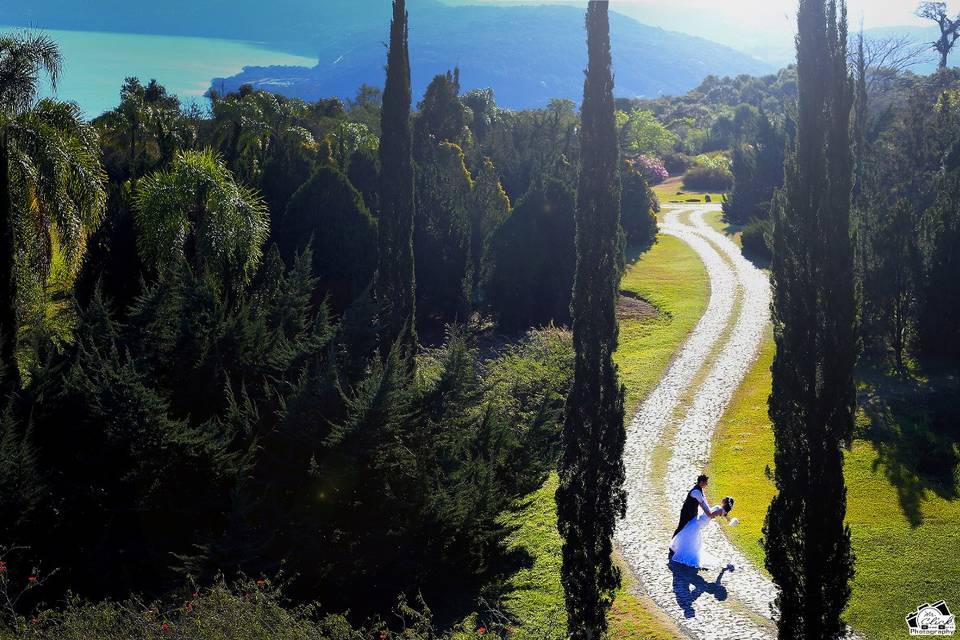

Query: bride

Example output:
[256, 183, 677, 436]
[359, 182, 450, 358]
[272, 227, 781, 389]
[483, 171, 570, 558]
[669, 496, 736, 570]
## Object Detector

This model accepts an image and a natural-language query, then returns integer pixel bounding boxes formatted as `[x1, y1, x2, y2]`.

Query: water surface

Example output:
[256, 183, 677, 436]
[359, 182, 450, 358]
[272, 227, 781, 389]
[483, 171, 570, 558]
[1, 25, 316, 117]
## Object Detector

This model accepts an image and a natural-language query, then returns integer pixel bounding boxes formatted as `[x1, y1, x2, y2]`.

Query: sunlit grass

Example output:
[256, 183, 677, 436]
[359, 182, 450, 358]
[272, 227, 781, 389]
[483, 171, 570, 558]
[651, 176, 726, 206]
[617, 234, 711, 415]
[709, 333, 960, 640]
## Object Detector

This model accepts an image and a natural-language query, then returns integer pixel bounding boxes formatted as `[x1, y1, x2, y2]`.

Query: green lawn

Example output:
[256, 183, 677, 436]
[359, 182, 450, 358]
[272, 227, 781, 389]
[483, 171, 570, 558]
[651, 176, 726, 206]
[709, 333, 960, 640]
[701, 210, 744, 249]
[617, 235, 711, 415]
[498, 234, 710, 639]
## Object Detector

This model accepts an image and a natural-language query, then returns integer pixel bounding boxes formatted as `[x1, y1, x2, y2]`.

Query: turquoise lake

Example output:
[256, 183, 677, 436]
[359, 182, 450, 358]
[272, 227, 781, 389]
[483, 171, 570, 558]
[1, 25, 316, 118]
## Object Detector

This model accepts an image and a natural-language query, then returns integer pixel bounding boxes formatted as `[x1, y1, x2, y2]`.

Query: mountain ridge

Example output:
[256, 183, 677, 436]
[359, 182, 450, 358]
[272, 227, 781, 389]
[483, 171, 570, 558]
[5, 0, 775, 108]
[209, 3, 776, 108]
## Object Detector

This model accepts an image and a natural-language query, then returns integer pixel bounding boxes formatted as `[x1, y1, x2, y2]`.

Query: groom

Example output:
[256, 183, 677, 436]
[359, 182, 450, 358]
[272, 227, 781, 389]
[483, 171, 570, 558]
[668, 474, 714, 558]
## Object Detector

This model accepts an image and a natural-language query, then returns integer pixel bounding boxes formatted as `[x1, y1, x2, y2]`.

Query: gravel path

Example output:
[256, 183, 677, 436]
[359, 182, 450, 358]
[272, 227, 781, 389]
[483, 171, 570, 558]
[615, 205, 777, 640]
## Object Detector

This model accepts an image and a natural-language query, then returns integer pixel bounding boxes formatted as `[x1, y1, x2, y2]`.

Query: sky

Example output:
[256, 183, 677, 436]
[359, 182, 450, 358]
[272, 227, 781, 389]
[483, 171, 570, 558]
[447, 0, 944, 64]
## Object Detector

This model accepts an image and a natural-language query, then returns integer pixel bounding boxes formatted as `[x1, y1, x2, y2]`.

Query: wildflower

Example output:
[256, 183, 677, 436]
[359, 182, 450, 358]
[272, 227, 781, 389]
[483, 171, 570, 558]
[0, 561, 6, 575]
[185, 602, 194, 613]
[255, 579, 266, 588]
[161, 622, 170, 632]
[30, 618, 39, 626]
[378, 632, 389, 640]
[477, 627, 487, 635]
[27, 576, 37, 584]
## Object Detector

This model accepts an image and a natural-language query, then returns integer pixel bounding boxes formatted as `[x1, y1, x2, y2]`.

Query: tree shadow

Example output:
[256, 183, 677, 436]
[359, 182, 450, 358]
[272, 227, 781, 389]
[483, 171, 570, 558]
[625, 239, 656, 265]
[858, 363, 960, 527]
[668, 561, 730, 619]
[739, 246, 771, 271]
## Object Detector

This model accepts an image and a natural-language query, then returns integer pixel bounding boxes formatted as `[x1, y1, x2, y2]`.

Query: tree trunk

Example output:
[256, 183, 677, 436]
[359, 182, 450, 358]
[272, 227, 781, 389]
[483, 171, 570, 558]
[0, 132, 20, 390]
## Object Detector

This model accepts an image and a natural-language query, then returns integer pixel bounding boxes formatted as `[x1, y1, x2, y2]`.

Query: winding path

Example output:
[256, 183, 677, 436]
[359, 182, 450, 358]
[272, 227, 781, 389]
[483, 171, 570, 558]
[615, 204, 776, 640]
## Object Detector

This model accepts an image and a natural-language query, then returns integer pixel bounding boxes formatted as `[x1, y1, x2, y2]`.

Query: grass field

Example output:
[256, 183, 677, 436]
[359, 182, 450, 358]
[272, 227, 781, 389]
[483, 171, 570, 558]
[709, 335, 960, 640]
[617, 235, 711, 415]
[651, 176, 726, 206]
[498, 234, 710, 639]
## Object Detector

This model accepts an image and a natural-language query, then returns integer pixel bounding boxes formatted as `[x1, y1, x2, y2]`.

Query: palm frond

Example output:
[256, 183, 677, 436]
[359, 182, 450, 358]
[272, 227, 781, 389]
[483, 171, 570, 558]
[0, 31, 63, 113]
[134, 148, 269, 285]
[7, 98, 107, 277]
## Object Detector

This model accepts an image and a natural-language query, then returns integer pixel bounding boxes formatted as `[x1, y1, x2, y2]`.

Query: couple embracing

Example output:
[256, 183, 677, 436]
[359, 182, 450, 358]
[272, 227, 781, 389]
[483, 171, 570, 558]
[668, 474, 738, 570]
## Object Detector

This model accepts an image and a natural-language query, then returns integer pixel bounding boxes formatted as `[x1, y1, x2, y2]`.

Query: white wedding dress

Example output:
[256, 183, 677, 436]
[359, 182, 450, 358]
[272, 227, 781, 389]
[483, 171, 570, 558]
[669, 504, 725, 570]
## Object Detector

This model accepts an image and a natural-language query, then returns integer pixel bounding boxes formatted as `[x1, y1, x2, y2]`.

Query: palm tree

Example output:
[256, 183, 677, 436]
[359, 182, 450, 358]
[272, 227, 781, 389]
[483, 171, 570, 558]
[95, 77, 195, 181]
[133, 148, 269, 287]
[210, 89, 313, 186]
[1, 32, 107, 389]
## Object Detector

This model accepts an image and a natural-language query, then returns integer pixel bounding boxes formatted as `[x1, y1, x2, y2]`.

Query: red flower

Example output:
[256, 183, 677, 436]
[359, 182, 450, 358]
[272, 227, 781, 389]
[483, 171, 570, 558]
[160, 623, 170, 632]
[30, 618, 39, 626]
[478, 628, 487, 635]
[185, 602, 194, 613]
[27, 576, 37, 584]
[0, 561, 7, 575]
[378, 632, 389, 640]
[192, 592, 198, 599]
[255, 579, 266, 588]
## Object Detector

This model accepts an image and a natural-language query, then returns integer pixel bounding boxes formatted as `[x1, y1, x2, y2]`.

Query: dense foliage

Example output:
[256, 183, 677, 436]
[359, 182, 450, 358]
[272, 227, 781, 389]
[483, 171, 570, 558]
[484, 179, 576, 331]
[0, 7, 664, 634]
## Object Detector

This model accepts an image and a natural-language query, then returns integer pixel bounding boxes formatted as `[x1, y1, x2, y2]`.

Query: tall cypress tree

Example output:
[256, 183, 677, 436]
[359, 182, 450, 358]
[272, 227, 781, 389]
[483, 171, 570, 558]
[376, 0, 417, 365]
[764, 1, 857, 638]
[556, 3, 626, 638]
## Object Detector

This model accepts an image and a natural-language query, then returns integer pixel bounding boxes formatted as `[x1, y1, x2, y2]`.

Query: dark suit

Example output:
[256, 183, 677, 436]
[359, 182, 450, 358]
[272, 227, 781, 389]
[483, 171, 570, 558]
[673, 484, 704, 538]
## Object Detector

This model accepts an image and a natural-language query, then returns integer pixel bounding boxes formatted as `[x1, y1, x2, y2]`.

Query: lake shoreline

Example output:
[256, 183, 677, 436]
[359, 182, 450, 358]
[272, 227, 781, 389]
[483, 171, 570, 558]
[0, 23, 317, 117]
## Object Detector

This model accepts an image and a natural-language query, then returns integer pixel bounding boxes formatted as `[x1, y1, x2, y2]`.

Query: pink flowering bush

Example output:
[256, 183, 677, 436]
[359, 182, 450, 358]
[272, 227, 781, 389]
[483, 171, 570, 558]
[629, 155, 669, 185]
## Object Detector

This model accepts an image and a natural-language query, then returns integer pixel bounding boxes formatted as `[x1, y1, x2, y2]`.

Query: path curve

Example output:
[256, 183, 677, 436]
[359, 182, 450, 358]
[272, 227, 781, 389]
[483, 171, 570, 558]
[616, 205, 776, 640]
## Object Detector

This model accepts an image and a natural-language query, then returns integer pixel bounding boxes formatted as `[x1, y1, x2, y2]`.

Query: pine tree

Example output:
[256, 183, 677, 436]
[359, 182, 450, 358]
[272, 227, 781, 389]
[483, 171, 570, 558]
[764, 1, 857, 637]
[555, 3, 626, 638]
[0, 406, 45, 541]
[484, 178, 576, 330]
[278, 166, 378, 313]
[377, 0, 417, 366]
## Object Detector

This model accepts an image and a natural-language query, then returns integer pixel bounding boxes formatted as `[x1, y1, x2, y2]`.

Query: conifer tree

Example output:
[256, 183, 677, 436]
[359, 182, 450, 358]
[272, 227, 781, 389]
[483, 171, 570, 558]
[764, 1, 857, 637]
[377, 0, 417, 365]
[556, 3, 626, 638]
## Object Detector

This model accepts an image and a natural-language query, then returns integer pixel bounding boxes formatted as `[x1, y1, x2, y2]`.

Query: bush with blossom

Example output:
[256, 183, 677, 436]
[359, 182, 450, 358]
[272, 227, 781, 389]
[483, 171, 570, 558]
[629, 154, 669, 185]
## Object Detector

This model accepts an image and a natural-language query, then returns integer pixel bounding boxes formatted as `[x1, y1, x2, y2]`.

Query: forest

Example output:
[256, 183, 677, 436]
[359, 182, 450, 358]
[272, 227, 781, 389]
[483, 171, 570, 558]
[2, 0, 959, 639]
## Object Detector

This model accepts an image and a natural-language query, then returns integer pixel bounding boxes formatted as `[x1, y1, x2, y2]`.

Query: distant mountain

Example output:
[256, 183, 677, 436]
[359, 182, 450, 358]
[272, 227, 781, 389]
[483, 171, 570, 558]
[6, 0, 775, 108]
[211, 3, 775, 108]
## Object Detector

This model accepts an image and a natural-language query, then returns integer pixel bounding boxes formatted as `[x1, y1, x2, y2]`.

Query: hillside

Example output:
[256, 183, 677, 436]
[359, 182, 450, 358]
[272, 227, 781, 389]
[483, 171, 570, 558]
[6, 0, 773, 108]
[214, 3, 773, 108]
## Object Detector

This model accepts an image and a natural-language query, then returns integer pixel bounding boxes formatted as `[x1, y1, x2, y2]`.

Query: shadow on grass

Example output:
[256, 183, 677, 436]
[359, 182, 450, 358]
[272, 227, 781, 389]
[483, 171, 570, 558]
[739, 247, 771, 271]
[717, 217, 772, 271]
[858, 362, 960, 527]
[625, 239, 656, 266]
[668, 561, 729, 619]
